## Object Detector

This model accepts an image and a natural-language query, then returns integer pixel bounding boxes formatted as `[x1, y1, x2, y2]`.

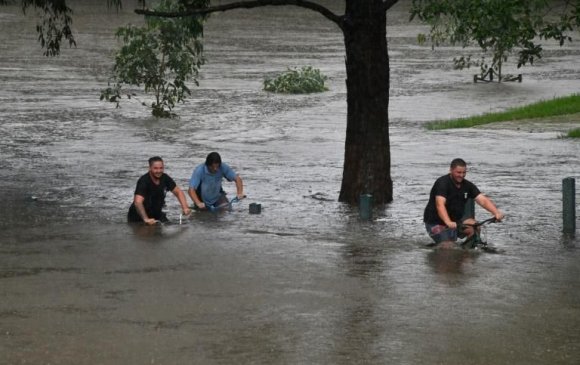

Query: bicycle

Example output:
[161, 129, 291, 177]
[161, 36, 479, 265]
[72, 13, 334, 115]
[459, 217, 501, 253]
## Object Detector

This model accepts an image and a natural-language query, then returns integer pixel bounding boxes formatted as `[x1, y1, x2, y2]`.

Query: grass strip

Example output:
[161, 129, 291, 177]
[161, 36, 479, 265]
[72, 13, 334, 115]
[567, 127, 580, 138]
[425, 94, 580, 130]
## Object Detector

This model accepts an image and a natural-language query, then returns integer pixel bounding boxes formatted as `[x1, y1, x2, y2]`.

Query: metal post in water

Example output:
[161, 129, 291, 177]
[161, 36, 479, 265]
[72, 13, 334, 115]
[563, 177, 576, 235]
[359, 194, 373, 221]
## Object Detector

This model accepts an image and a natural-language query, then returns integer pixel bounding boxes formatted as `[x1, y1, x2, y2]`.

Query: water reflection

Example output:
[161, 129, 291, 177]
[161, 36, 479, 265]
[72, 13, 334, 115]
[129, 222, 189, 241]
[341, 240, 385, 278]
[426, 248, 476, 276]
[330, 301, 381, 364]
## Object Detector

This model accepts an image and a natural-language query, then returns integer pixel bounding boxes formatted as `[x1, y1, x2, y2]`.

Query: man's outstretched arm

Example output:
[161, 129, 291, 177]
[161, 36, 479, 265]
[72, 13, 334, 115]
[475, 194, 504, 221]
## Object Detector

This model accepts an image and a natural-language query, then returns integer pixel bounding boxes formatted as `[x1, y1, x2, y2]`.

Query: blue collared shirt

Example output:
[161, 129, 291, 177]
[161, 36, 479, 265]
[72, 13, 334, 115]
[189, 163, 237, 205]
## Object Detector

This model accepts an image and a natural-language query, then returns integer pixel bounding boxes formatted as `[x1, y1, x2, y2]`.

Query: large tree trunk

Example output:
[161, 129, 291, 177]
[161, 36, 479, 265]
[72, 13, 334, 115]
[339, 1, 392, 205]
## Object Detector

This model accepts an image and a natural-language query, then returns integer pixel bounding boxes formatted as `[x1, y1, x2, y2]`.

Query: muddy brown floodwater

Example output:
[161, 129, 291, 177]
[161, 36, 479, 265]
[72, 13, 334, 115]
[1, 1, 579, 364]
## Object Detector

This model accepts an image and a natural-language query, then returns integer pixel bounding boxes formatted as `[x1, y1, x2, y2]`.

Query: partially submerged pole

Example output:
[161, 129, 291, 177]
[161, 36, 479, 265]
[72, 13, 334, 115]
[359, 194, 373, 221]
[562, 177, 576, 235]
[463, 198, 475, 220]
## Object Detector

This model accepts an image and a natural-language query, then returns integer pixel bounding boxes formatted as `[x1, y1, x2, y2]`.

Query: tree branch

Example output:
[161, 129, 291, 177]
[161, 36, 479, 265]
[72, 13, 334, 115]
[135, 0, 344, 28]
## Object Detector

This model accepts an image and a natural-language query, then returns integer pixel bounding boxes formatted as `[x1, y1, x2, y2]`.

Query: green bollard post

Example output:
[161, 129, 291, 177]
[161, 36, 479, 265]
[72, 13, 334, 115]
[359, 194, 373, 221]
[463, 198, 475, 220]
[563, 177, 576, 235]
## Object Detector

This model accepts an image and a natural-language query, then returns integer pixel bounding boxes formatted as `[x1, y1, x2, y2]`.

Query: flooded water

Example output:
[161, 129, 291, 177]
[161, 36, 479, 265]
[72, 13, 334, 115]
[1, 1, 580, 364]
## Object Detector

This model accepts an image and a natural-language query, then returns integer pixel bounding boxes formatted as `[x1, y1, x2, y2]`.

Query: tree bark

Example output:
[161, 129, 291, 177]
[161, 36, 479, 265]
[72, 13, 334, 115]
[338, 0, 392, 204]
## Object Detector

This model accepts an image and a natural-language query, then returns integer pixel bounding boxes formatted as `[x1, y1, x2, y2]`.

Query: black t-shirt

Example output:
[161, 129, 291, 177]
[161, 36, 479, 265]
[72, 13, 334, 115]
[128, 173, 177, 221]
[423, 174, 481, 225]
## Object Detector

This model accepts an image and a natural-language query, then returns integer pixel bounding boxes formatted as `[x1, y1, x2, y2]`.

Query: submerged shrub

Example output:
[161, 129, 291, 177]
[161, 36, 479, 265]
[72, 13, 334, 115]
[264, 66, 328, 94]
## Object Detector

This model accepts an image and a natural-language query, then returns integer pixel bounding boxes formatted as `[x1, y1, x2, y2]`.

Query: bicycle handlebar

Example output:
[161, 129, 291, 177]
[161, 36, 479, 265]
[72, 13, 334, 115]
[462, 217, 498, 227]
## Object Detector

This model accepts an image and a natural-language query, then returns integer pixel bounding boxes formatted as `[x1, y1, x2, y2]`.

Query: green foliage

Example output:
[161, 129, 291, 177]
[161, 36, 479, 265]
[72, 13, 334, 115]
[100, 0, 208, 117]
[19, 0, 76, 56]
[425, 94, 580, 130]
[567, 128, 580, 138]
[4, 1, 151, 56]
[264, 66, 329, 94]
[411, 0, 580, 81]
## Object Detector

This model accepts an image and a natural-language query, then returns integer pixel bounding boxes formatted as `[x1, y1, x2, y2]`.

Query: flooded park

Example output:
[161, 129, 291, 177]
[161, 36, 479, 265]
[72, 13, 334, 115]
[1, 1, 580, 364]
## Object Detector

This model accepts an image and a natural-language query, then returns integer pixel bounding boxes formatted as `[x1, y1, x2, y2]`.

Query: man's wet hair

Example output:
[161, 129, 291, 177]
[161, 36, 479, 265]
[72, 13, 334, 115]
[450, 158, 467, 169]
[148, 156, 163, 166]
[205, 152, 222, 167]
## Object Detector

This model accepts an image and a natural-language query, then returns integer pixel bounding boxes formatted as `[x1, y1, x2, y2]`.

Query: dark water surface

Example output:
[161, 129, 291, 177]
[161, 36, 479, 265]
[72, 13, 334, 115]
[1, 1, 580, 364]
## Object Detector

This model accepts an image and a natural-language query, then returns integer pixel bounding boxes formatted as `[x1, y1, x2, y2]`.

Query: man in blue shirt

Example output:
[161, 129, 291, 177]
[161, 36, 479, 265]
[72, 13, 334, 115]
[188, 152, 244, 210]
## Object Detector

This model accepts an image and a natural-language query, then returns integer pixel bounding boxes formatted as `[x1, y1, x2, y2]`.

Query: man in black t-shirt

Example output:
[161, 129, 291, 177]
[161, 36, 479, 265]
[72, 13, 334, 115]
[128, 156, 191, 225]
[424, 158, 504, 248]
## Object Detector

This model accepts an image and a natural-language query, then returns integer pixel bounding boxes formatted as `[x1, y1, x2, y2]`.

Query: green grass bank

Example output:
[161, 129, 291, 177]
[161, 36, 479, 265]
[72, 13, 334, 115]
[425, 94, 580, 137]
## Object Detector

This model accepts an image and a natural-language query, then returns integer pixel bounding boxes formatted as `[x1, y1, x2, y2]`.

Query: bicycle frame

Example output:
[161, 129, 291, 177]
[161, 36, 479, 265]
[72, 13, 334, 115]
[460, 218, 498, 250]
